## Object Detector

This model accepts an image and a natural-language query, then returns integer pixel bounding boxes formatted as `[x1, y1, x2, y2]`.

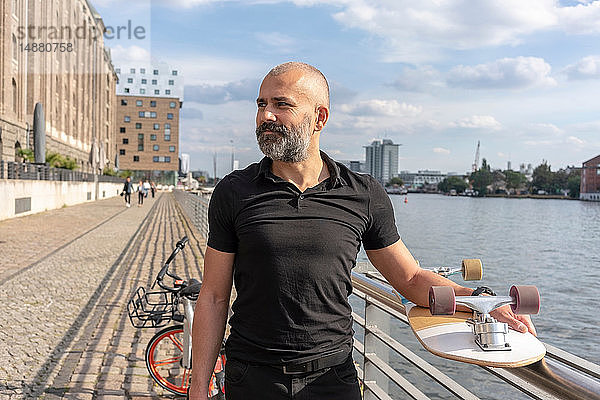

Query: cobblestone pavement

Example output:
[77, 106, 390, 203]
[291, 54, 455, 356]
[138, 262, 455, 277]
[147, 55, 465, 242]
[0, 193, 206, 399]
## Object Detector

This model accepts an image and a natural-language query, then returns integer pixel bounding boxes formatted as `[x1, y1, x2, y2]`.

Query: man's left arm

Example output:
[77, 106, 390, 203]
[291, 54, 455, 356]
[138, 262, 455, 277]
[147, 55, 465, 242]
[365, 239, 536, 335]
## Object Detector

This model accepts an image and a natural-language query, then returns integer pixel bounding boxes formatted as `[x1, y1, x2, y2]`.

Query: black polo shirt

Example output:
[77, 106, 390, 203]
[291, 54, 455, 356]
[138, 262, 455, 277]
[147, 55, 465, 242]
[208, 151, 400, 364]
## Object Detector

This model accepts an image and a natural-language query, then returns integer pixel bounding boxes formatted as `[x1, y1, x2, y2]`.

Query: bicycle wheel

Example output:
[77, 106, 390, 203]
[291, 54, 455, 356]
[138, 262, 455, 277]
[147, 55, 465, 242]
[146, 324, 190, 395]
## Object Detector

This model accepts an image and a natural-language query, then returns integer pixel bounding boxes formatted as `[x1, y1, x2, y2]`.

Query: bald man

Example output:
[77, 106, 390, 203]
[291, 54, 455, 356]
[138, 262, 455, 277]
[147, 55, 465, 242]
[188, 62, 535, 399]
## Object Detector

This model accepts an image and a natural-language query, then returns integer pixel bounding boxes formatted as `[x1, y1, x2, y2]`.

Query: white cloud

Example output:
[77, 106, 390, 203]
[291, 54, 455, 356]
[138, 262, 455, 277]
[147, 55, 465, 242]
[338, 99, 422, 117]
[563, 55, 600, 80]
[254, 32, 297, 53]
[451, 115, 502, 130]
[447, 57, 556, 89]
[391, 65, 444, 92]
[557, 1, 600, 34]
[566, 135, 585, 145]
[109, 45, 151, 65]
[433, 147, 450, 154]
[527, 123, 564, 136]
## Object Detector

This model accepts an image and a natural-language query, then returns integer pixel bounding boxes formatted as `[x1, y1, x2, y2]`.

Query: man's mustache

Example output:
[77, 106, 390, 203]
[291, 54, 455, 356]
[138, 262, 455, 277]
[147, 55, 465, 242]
[256, 122, 289, 136]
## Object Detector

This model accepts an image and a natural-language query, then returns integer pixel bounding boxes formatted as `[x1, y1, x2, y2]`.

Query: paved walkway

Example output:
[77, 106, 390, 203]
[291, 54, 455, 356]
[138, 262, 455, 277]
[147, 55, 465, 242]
[0, 193, 206, 399]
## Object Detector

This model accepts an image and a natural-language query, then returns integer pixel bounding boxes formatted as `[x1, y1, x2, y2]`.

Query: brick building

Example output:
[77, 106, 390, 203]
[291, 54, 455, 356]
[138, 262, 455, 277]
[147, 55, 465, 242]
[115, 63, 182, 185]
[580, 155, 600, 201]
[0, 0, 117, 170]
[116, 96, 181, 184]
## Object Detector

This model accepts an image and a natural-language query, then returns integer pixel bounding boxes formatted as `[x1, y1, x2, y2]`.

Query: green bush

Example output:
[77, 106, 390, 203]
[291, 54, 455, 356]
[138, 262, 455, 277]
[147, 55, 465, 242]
[46, 151, 78, 170]
[16, 148, 35, 162]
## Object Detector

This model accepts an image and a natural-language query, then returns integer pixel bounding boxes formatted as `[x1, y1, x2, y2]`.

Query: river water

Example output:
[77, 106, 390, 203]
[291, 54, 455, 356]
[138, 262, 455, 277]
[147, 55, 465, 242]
[353, 194, 600, 399]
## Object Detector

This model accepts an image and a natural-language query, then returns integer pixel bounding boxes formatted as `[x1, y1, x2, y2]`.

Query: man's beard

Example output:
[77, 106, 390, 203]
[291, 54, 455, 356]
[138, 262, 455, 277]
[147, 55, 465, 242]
[255, 116, 312, 163]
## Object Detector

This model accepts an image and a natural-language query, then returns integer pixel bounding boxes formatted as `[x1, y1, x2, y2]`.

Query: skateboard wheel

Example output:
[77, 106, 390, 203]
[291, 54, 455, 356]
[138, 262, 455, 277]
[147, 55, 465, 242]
[429, 286, 456, 315]
[510, 285, 540, 315]
[461, 259, 483, 281]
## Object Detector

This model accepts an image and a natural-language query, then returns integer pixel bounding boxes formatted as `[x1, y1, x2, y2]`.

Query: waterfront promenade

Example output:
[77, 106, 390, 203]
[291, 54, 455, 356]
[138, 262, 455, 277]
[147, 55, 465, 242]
[0, 193, 205, 399]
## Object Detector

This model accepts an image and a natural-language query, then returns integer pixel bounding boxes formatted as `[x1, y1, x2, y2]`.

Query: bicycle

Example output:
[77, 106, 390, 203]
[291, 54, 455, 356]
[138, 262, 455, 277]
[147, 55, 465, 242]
[127, 236, 226, 398]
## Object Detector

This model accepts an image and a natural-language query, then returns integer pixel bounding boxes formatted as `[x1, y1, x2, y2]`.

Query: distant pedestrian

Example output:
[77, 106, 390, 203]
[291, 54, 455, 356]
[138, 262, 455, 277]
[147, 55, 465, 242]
[121, 176, 133, 208]
[150, 181, 156, 198]
[137, 180, 147, 206]
[143, 180, 151, 198]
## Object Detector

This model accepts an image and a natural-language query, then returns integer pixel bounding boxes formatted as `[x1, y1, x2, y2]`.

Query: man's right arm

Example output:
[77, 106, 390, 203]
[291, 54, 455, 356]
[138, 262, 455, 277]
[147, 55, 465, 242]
[188, 246, 235, 399]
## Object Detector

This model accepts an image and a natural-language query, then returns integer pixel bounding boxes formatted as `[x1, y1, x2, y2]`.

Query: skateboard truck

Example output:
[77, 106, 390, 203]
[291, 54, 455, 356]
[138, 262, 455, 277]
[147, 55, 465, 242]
[429, 285, 540, 352]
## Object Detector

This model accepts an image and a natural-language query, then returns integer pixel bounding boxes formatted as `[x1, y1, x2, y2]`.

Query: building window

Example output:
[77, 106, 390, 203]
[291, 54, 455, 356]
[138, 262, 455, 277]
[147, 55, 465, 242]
[140, 88, 146, 94]
[130, 68, 135, 73]
[153, 123, 160, 130]
[124, 116, 130, 122]
[153, 69, 159, 75]
[119, 149, 126, 155]
[153, 145, 159, 151]
[139, 111, 146, 118]
[116, 68, 121, 73]
[150, 112, 157, 118]
[172, 70, 178, 76]
[165, 156, 171, 162]
[169, 146, 175, 152]
[165, 135, 171, 141]
[167, 113, 173, 119]
[135, 123, 142, 129]
[153, 156, 159, 162]
[140, 68, 145, 74]
[138, 144, 144, 151]
[120, 127, 126, 133]
[141, 78, 147, 84]
[138, 134, 144, 139]
[169, 102, 176, 108]
[121, 99, 128, 106]
[165, 90, 171, 95]
[154, 90, 160, 95]
[123, 138, 129, 144]
[168, 80, 174, 85]
[136, 100, 143, 106]
[133, 155, 139, 162]
[165, 123, 171, 129]
[127, 78, 133, 83]
[124, 88, 130, 93]
[152, 79, 157, 85]
[150, 101, 156, 107]
[150, 134, 157, 141]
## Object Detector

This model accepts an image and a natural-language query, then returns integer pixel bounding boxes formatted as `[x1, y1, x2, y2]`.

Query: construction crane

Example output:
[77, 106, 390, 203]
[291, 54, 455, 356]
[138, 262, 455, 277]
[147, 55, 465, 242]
[472, 140, 480, 172]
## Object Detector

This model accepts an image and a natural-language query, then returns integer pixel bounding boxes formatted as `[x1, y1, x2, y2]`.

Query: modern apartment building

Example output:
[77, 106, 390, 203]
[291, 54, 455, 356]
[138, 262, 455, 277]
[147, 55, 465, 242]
[0, 0, 117, 170]
[580, 155, 600, 201]
[364, 139, 399, 184]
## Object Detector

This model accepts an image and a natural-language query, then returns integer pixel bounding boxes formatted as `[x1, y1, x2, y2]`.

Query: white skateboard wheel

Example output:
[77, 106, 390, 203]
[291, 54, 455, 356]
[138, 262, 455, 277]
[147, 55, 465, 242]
[461, 259, 483, 281]
[429, 286, 456, 315]
[510, 285, 540, 315]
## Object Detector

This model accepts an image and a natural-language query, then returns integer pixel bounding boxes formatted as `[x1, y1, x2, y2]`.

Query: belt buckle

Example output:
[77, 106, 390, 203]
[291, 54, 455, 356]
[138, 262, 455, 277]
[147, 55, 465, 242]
[282, 363, 308, 375]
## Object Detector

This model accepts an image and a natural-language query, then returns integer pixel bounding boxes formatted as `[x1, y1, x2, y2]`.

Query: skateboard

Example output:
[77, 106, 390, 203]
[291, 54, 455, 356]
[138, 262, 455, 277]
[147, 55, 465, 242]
[403, 285, 545, 368]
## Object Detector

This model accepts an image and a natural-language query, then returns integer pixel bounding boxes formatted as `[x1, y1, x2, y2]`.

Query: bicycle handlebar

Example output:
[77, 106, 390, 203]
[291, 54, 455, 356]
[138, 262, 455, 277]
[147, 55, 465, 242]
[153, 236, 189, 291]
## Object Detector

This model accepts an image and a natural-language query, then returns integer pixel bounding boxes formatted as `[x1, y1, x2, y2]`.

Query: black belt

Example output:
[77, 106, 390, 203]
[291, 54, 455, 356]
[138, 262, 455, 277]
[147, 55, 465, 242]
[281, 349, 348, 375]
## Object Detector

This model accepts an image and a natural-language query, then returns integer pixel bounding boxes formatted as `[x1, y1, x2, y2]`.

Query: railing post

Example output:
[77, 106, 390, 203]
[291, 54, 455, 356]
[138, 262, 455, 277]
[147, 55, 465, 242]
[364, 296, 391, 400]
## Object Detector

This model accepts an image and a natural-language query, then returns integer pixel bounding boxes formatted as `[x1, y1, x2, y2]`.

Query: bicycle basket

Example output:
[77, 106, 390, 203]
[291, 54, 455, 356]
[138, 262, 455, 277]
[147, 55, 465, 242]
[127, 286, 177, 328]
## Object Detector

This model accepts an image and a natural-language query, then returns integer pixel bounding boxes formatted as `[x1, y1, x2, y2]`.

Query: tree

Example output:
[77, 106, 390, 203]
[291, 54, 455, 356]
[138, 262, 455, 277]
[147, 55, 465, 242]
[531, 161, 553, 193]
[386, 177, 404, 187]
[504, 170, 527, 192]
[438, 176, 468, 193]
[567, 173, 581, 199]
[469, 158, 493, 196]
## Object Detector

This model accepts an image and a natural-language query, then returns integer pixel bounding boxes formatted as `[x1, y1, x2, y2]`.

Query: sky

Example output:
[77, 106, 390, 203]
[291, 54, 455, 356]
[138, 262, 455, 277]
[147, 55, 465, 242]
[92, 0, 600, 178]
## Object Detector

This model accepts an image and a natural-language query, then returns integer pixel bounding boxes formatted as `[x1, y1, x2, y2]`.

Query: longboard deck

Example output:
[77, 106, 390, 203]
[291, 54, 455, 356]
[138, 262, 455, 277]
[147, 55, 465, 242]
[406, 304, 545, 368]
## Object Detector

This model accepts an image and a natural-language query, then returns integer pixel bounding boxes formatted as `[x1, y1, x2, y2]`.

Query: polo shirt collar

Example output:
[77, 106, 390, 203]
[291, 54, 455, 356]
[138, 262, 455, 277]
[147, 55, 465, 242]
[253, 151, 345, 188]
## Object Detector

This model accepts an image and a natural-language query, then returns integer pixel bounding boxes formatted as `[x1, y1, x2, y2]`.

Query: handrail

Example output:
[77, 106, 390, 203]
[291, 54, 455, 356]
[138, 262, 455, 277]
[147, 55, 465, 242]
[351, 271, 600, 400]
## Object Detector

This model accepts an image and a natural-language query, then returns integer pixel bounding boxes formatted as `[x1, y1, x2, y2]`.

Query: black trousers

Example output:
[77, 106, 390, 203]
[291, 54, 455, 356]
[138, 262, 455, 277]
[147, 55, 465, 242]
[124, 193, 131, 204]
[138, 192, 144, 205]
[224, 355, 362, 400]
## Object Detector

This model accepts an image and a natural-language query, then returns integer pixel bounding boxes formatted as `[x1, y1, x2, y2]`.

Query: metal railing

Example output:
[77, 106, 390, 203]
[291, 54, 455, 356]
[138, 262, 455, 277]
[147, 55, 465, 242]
[0, 160, 123, 183]
[173, 189, 210, 239]
[172, 191, 600, 400]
